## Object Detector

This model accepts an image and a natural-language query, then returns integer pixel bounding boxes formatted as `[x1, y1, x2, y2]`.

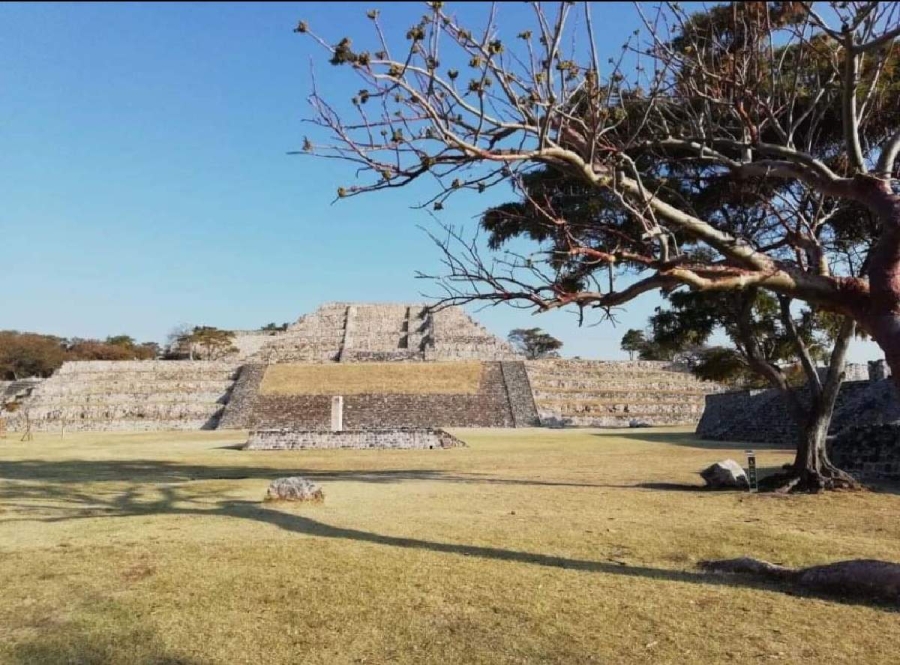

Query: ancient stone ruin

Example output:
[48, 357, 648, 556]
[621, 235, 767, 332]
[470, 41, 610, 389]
[246, 428, 466, 450]
[525, 359, 718, 428]
[696, 361, 900, 445]
[2, 302, 723, 433]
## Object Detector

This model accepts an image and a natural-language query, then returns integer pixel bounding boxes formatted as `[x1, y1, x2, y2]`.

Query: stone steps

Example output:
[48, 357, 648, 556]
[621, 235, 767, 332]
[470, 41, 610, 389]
[534, 388, 708, 402]
[537, 400, 702, 416]
[26, 417, 221, 432]
[525, 359, 718, 428]
[544, 414, 698, 427]
[10, 360, 237, 432]
[26, 402, 224, 420]
[37, 380, 235, 394]
[29, 392, 229, 406]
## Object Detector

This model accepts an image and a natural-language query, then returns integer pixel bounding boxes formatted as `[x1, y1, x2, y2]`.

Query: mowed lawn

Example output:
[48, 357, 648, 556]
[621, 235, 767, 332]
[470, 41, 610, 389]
[1, 429, 899, 665]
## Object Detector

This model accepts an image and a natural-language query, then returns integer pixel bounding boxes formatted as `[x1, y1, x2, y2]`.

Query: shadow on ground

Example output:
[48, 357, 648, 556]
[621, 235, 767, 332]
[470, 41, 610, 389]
[1, 457, 896, 611]
[608, 430, 791, 451]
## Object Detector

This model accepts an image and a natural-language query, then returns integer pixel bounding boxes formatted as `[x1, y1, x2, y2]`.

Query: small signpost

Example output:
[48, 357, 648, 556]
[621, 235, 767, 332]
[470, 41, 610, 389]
[746, 450, 758, 492]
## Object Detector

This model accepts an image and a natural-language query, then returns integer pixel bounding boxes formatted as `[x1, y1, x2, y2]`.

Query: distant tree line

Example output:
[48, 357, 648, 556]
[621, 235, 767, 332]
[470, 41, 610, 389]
[0, 331, 160, 380]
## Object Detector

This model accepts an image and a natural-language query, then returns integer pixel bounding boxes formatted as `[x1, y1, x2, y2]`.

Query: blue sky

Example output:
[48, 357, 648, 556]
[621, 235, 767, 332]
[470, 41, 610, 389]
[0, 2, 883, 362]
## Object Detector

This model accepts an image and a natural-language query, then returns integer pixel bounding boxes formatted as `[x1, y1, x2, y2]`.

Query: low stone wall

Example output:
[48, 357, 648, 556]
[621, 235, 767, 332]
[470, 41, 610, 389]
[697, 379, 900, 444]
[245, 428, 466, 450]
[829, 424, 900, 481]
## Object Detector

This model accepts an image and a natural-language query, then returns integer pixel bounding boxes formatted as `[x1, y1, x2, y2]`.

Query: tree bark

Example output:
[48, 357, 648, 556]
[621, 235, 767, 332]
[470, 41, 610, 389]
[862, 188, 900, 388]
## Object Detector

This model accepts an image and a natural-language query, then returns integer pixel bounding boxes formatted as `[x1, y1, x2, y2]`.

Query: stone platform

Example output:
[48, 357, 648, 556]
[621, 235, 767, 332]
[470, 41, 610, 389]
[244, 428, 467, 450]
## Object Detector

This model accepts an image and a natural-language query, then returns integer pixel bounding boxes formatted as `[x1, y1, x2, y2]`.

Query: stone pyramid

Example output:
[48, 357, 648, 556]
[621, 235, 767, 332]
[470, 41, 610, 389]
[251, 302, 520, 363]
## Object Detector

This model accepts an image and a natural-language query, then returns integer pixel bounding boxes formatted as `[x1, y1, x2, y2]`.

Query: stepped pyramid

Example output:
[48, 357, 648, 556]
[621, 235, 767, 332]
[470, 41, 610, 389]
[525, 360, 723, 427]
[252, 302, 520, 363]
[15, 361, 240, 432]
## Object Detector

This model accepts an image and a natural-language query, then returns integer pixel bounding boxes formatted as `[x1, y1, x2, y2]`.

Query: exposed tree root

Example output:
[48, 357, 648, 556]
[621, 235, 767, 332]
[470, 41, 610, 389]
[757, 464, 862, 494]
[700, 557, 900, 604]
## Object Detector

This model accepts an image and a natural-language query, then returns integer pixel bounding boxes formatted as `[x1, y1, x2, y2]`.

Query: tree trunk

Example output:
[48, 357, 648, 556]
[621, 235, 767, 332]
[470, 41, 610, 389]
[864, 189, 900, 390]
[785, 409, 859, 493]
[760, 317, 860, 493]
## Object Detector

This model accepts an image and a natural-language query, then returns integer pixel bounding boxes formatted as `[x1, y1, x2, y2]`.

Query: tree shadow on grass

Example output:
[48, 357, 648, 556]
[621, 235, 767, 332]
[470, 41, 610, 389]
[6, 602, 202, 665]
[607, 431, 791, 451]
[0, 458, 621, 490]
[1, 459, 896, 611]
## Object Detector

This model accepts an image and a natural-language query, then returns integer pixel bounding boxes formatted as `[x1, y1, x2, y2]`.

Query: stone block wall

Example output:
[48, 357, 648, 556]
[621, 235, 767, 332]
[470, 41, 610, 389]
[9, 361, 240, 431]
[219, 361, 532, 429]
[500, 361, 540, 427]
[245, 428, 466, 450]
[696, 379, 900, 444]
[216, 364, 266, 429]
[829, 423, 900, 481]
[525, 360, 722, 427]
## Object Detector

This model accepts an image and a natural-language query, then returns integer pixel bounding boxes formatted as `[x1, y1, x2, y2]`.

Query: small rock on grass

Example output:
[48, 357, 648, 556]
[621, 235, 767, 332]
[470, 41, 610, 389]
[700, 459, 749, 490]
[265, 477, 324, 502]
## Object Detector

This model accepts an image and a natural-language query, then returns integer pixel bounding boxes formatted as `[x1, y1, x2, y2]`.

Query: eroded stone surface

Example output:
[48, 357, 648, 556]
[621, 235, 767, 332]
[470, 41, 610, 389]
[265, 477, 324, 502]
[246, 428, 467, 450]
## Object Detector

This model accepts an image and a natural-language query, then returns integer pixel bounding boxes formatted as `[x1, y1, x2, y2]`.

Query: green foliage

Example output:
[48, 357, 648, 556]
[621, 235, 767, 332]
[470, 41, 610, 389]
[620, 329, 646, 361]
[508, 328, 563, 360]
[178, 326, 237, 361]
[260, 322, 289, 333]
[642, 290, 839, 386]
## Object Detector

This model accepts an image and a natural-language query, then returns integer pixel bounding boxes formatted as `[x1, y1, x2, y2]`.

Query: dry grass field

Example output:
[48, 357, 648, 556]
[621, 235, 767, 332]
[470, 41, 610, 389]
[260, 361, 483, 395]
[1, 427, 899, 664]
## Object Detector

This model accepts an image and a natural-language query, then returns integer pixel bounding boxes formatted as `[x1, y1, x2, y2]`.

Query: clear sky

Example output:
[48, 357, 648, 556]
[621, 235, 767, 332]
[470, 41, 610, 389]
[0, 2, 884, 362]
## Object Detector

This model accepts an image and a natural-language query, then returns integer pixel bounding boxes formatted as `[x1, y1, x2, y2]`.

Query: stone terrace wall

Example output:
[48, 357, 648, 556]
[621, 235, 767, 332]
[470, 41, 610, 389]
[425, 307, 521, 361]
[10, 361, 240, 431]
[252, 303, 348, 363]
[245, 428, 466, 450]
[697, 379, 900, 444]
[219, 361, 518, 429]
[829, 423, 900, 482]
[525, 360, 722, 427]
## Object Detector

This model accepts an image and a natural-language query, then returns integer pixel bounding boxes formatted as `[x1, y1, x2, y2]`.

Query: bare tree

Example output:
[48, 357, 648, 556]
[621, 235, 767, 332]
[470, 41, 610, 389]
[297, 2, 900, 488]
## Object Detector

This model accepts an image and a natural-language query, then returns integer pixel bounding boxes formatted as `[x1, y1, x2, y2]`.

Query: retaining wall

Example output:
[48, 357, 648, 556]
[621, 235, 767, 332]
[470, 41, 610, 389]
[218, 361, 534, 429]
[245, 428, 466, 450]
[10, 361, 240, 431]
[525, 360, 722, 427]
[829, 423, 900, 482]
[697, 379, 900, 444]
